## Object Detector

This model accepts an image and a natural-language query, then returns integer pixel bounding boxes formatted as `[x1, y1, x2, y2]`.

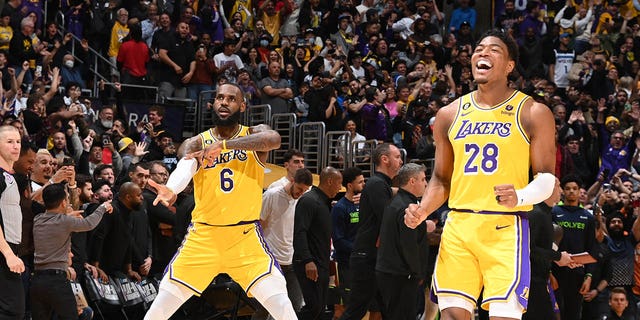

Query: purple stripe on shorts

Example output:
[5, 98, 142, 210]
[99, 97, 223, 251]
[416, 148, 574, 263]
[246, 221, 278, 292]
[516, 216, 530, 309]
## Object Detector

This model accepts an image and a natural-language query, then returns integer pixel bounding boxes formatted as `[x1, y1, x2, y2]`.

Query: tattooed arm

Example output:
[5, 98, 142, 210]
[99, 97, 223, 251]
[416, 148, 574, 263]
[178, 135, 203, 158]
[240, 124, 282, 162]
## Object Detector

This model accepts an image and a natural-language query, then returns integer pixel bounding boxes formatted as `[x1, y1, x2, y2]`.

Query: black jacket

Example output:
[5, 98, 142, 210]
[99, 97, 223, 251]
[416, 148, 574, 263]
[293, 186, 333, 270]
[529, 203, 561, 283]
[351, 172, 393, 258]
[376, 189, 427, 279]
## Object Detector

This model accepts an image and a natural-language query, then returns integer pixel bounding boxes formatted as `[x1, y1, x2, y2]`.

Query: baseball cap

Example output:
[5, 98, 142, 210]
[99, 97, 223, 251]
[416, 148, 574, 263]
[460, 21, 471, 28]
[560, 32, 571, 38]
[605, 116, 620, 126]
[118, 137, 133, 152]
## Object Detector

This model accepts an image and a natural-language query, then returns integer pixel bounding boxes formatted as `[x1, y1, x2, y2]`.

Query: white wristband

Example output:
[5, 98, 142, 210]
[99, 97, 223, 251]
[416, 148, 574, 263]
[514, 172, 556, 207]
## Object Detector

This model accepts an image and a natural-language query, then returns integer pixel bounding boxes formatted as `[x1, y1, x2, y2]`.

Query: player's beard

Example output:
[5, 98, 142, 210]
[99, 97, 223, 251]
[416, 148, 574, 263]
[213, 109, 242, 127]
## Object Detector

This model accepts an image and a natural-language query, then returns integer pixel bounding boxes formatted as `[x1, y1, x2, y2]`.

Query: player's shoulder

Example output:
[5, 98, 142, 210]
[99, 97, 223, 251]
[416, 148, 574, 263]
[436, 97, 460, 118]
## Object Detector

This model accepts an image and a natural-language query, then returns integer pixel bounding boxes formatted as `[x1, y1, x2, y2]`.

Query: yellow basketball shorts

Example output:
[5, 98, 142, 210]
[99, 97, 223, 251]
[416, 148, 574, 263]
[432, 210, 530, 311]
[166, 221, 279, 296]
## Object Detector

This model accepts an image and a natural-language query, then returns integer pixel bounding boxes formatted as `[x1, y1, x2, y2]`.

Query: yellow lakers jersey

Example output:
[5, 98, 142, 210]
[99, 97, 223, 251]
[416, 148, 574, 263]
[447, 90, 532, 212]
[191, 126, 265, 225]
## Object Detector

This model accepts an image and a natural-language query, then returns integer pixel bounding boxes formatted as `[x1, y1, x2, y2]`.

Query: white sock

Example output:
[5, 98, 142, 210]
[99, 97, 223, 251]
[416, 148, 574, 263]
[249, 273, 297, 320]
[144, 276, 194, 320]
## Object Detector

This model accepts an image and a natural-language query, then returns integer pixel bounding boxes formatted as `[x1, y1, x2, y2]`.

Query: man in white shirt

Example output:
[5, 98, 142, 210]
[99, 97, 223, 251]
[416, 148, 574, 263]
[257, 168, 313, 318]
[268, 149, 305, 190]
[213, 39, 245, 84]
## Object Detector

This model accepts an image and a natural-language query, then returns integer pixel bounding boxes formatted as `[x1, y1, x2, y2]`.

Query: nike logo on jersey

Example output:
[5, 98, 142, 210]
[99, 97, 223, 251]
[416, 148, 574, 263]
[495, 225, 510, 230]
[243, 228, 252, 234]
[461, 111, 472, 117]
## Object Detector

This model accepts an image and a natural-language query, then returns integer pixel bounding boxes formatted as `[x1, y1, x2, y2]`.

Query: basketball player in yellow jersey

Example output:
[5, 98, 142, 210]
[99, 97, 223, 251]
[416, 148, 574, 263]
[143, 83, 297, 320]
[405, 30, 557, 320]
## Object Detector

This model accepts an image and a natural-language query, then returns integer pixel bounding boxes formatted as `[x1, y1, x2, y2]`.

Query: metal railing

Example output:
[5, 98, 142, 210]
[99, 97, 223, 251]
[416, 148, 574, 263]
[104, 82, 160, 103]
[55, 12, 120, 97]
[270, 113, 297, 164]
[323, 131, 350, 169]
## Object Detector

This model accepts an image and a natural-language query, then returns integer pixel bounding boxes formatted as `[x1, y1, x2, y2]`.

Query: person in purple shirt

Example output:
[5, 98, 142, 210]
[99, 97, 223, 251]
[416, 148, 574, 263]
[361, 86, 390, 142]
[518, 1, 546, 40]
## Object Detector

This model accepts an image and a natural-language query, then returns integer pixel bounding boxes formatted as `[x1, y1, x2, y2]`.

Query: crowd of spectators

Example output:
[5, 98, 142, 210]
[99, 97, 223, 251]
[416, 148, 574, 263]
[5, 0, 640, 319]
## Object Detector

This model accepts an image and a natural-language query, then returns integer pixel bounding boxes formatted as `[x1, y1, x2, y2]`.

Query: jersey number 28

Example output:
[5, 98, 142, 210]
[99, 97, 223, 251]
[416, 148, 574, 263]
[464, 143, 498, 174]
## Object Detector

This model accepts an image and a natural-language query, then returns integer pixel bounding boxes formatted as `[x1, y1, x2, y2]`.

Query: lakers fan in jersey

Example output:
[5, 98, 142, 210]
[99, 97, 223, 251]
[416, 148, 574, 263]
[144, 83, 297, 320]
[405, 30, 556, 320]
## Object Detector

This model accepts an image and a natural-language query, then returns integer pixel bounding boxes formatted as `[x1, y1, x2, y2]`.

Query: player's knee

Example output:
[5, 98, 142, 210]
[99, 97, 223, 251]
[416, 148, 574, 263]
[438, 296, 474, 320]
[488, 294, 524, 319]
[440, 308, 473, 320]
[159, 276, 194, 302]
[249, 272, 288, 302]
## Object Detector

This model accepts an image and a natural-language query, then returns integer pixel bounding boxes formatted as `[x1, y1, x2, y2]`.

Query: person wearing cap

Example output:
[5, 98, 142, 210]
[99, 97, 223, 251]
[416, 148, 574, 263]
[448, 0, 476, 33]
[331, 14, 358, 55]
[596, 110, 635, 181]
[118, 138, 148, 174]
[548, 31, 575, 92]
[456, 21, 475, 47]
[350, 51, 365, 79]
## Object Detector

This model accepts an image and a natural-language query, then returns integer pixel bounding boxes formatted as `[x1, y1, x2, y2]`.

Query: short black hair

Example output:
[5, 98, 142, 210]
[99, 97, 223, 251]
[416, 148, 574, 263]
[128, 162, 150, 174]
[560, 174, 583, 189]
[283, 149, 304, 163]
[42, 183, 67, 210]
[293, 168, 313, 186]
[93, 164, 113, 182]
[92, 179, 111, 193]
[365, 86, 378, 102]
[75, 174, 92, 189]
[476, 29, 519, 63]
[342, 167, 363, 187]
[20, 139, 37, 156]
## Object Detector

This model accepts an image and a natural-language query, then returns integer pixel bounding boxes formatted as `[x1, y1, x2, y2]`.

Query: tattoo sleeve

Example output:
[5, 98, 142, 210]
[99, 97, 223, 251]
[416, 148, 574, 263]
[227, 124, 281, 152]
[178, 135, 203, 158]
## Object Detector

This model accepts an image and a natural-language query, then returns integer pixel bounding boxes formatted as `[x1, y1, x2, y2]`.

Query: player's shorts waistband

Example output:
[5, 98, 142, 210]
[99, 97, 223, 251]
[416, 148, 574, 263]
[450, 208, 529, 218]
[196, 220, 259, 227]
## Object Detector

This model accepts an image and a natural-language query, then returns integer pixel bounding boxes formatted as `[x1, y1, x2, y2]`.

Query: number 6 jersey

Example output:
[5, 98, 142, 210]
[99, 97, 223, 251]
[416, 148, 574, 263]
[447, 90, 532, 213]
[192, 126, 266, 225]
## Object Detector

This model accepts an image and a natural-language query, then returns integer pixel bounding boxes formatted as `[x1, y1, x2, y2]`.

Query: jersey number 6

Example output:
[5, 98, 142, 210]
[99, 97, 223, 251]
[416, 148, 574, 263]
[220, 168, 234, 192]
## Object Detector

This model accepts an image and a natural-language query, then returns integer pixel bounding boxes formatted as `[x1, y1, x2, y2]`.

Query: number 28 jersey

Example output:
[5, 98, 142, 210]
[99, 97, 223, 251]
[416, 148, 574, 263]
[447, 90, 532, 213]
[191, 126, 265, 225]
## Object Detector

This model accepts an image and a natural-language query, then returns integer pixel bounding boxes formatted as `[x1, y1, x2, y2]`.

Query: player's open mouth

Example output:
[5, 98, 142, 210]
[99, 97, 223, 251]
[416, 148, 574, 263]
[476, 60, 492, 70]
